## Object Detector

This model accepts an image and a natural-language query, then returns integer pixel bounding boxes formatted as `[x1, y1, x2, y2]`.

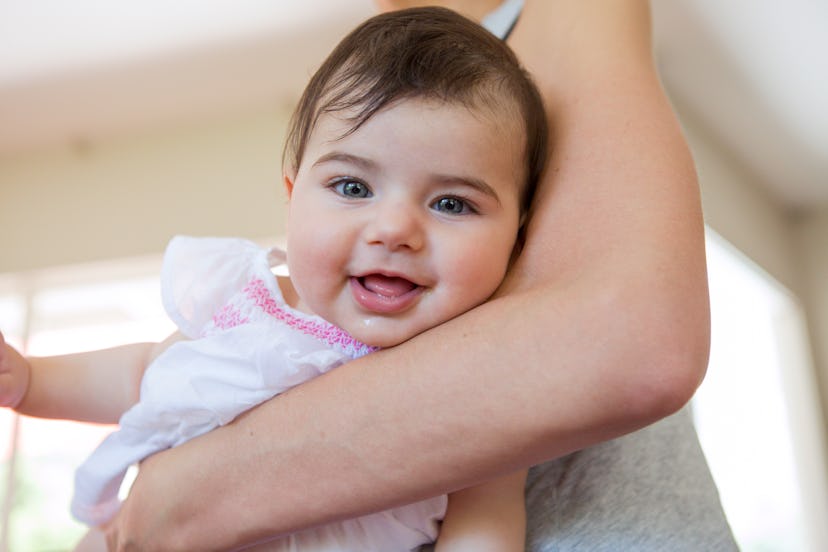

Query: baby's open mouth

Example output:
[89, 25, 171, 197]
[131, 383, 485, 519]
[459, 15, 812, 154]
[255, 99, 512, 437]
[359, 274, 418, 298]
[350, 274, 424, 314]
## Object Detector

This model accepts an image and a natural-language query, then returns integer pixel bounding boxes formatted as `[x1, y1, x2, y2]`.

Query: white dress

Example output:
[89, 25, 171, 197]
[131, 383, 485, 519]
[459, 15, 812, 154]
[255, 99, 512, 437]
[71, 236, 446, 551]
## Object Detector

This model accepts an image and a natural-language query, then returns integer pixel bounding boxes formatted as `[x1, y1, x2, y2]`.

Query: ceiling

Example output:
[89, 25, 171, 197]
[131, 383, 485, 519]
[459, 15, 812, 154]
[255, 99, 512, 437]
[651, 0, 828, 213]
[1, 0, 825, 213]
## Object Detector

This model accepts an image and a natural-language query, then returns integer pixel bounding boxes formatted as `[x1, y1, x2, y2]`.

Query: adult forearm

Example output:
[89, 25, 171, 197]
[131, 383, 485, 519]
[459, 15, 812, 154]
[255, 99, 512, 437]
[118, 280, 706, 549]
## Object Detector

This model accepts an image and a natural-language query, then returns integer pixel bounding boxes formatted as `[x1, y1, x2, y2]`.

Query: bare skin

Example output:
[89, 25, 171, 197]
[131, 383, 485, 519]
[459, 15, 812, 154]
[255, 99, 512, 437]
[375, 0, 502, 21]
[102, 1, 709, 549]
[6, 333, 183, 423]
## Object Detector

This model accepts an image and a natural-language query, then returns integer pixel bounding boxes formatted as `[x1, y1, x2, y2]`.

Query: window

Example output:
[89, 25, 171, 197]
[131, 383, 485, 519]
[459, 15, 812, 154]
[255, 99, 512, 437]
[0, 258, 174, 551]
[694, 230, 828, 551]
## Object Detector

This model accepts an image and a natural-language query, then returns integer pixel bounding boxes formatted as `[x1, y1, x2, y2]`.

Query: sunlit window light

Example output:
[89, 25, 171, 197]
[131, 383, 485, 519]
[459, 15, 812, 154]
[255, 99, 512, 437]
[695, 230, 822, 551]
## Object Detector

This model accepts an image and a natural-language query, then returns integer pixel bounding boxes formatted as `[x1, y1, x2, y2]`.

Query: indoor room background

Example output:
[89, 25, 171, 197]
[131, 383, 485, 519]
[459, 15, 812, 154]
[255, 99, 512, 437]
[1, 1, 826, 551]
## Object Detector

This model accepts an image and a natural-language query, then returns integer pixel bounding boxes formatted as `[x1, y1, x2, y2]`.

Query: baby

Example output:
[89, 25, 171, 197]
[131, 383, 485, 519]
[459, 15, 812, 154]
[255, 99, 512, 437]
[1, 6, 546, 550]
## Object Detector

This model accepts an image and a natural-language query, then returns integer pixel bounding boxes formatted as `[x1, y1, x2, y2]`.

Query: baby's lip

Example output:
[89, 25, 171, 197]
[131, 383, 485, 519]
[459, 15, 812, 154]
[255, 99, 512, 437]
[349, 274, 424, 314]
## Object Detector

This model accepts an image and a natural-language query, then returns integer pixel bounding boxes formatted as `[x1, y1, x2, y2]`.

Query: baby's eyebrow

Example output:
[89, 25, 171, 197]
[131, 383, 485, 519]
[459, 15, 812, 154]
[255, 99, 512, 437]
[434, 175, 502, 206]
[312, 151, 377, 171]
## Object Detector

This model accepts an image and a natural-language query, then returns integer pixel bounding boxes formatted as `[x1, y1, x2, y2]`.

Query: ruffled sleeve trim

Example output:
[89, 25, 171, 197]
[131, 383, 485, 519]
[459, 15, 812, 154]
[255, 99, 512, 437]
[160, 236, 271, 338]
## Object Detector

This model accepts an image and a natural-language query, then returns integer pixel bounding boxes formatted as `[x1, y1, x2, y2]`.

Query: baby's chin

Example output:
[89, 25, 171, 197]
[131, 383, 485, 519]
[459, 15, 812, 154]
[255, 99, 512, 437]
[346, 320, 427, 350]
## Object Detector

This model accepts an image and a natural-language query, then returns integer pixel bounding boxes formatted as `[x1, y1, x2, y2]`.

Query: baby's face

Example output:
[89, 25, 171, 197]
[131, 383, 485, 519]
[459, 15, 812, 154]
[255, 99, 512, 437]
[284, 98, 525, 347]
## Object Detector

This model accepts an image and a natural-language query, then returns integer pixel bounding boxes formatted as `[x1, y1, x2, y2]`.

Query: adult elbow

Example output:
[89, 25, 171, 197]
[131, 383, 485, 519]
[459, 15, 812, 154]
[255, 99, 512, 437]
[640, 335, 709, 421]
[621, 289, 711, 423]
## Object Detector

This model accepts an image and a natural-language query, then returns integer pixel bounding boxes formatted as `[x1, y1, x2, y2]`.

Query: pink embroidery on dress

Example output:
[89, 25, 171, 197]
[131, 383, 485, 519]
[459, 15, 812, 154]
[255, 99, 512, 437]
[212, 304, 249, 331]
[243, 278, 377, 357]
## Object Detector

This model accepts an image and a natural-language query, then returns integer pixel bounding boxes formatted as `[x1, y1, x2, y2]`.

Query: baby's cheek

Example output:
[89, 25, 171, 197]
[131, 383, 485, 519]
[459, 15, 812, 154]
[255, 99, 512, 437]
[458, 252, 510, 303]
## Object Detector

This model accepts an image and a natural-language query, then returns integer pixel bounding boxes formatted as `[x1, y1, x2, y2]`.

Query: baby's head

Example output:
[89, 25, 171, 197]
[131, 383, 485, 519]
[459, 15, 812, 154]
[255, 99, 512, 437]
[281, 6, 547, 348]
[285, 6, 547, 213]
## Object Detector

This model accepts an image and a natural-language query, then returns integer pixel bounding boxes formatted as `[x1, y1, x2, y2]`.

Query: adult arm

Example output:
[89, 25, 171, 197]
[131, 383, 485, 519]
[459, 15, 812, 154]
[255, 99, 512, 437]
[107, 1, 709, 549]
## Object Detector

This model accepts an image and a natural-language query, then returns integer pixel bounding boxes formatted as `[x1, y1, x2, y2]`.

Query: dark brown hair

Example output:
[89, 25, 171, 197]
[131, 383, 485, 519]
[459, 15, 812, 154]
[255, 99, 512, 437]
[283, 6, 548, 212]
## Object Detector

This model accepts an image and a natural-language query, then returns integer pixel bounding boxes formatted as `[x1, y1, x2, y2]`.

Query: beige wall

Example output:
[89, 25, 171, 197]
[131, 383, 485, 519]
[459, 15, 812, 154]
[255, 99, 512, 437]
[0, 107, 292, 274]
[682, 115, 803, 296]
[794, 209, 828, 417]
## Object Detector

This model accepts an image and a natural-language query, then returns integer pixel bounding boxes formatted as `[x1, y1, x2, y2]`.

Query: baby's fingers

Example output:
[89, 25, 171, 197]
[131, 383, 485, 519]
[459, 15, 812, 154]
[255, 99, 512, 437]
[0, 331, 31, 409]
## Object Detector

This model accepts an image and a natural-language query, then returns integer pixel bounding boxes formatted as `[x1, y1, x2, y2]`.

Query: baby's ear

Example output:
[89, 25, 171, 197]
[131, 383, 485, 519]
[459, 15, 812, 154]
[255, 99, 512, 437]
[283, 172, 296, 199]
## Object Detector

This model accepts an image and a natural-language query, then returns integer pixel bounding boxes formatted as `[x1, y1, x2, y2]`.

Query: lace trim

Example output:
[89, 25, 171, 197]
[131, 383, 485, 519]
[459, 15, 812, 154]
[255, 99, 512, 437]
[242, 278, 377, 358]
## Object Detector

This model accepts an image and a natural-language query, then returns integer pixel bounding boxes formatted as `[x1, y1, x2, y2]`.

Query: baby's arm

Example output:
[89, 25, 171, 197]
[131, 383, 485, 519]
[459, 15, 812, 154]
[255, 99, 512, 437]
[1, 331, 183, 424]
[435, 471, 527, 552]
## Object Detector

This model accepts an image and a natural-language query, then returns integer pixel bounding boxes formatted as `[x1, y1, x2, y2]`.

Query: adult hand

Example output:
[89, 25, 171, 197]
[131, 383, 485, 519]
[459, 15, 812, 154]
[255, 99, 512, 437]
[103, 452, 166, 552]
[103, 424, 236, 552]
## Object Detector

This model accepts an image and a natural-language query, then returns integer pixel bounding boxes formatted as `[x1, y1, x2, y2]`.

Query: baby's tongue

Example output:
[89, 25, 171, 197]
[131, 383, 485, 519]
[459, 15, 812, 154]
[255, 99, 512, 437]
[362, 275, 416, 297]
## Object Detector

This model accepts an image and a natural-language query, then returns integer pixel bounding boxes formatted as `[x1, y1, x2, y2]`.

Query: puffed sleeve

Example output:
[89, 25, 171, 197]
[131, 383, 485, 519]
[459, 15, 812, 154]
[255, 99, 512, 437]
[160, 236, 266, 338]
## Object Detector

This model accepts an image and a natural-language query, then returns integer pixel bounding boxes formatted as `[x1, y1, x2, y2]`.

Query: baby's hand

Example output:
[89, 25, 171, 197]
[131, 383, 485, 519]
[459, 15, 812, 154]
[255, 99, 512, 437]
[0, 331, 31, 409]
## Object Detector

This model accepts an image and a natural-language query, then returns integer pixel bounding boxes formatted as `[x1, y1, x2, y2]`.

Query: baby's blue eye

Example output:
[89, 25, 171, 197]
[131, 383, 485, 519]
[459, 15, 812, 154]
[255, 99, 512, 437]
[432, 196, 469, 215]
[334, 179, 372, 198]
